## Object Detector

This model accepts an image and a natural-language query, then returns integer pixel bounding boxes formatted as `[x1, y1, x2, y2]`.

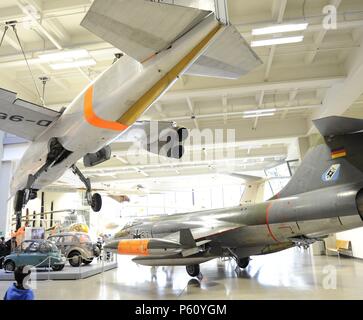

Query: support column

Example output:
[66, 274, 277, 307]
[0, 162, 13, 237]
[0, 130, 13, 237]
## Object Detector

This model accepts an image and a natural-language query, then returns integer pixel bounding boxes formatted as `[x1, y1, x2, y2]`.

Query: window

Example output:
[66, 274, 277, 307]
[63, 236, 76, 244]
[26, 242, 40, 253]
[49, 236, 60, 244]
[21, 241, 32, 252]
[39, 242, 50, 253]
[78, 234, 91, 243]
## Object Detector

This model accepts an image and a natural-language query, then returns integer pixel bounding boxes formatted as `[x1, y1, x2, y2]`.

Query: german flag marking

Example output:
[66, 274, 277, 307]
[331, 148, 346, 159]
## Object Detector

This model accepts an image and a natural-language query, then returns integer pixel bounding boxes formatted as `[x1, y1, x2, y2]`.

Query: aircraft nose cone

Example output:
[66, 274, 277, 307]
[104, 240, 119, 252]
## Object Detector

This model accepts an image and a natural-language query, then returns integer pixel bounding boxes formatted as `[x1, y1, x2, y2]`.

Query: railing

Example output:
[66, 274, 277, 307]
[0, 250, 116, 281]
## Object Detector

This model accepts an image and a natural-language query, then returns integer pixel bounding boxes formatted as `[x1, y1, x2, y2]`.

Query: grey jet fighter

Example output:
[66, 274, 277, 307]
[105, 116, 363, 277]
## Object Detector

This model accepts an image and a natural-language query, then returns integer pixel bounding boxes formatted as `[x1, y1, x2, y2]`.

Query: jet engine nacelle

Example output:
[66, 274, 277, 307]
[144, 126, 188, 160]
[83, 145, 111, 167]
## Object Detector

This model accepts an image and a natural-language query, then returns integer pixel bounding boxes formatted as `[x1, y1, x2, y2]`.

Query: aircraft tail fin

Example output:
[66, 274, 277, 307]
[184, 25, 262, 79]
[81, 0, 261, 78]
[313, 116, 363, 137]
[277, 116, 363, 198]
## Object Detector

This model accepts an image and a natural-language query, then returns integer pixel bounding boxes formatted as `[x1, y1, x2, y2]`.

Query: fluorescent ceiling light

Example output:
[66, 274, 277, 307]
[39, 49, 90, 62]
[243, 113, 275, 119]
[252, 23, 308, 35]
[244, 108, 276, 114]
[50, 59, 96, 70]
[251, 36, 304, 47]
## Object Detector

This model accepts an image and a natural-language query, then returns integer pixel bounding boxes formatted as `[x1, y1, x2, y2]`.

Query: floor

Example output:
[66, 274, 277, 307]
[0, 247, 362, 300]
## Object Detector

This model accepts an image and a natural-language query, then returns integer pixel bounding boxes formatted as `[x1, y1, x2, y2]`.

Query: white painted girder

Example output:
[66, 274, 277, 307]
[309, 33, 363, 130]
[161, 77, 344, 102]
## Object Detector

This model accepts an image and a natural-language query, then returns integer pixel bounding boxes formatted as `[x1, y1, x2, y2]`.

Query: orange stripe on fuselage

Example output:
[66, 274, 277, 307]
[265, 202, 279, 242]
[84, 85, 128, 131]
[117, 239, 149, 256]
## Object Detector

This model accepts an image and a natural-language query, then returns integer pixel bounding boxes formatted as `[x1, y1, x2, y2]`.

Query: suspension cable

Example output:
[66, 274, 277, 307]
[11, 24, 44, 106]
[0, 25, 9, 48]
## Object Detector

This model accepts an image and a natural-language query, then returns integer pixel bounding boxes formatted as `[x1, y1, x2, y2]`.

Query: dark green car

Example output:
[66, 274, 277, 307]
[3, 240, 66, 272]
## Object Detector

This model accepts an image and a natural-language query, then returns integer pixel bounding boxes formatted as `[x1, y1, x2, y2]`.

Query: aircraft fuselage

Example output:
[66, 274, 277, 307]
[10, 15, 220, 195]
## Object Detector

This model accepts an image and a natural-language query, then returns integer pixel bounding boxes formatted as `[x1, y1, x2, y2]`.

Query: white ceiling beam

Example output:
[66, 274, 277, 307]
[41, 0, 92, 14]
[304, 0, 342, 65]
[154, 102, 167, 118]
[256, 91, 265, 107]
[238, 17, 363, 39]
[264, 46, 276, 81]
[85, 149, 288, 173]
[161, 104, 321, 122]
[161, 77, 344, 102]
[281, 89, 298, 119]
[271, 0, 287, 23]
[15, 0, 62, 49]
[264, 0, 287, 81]
[43, 18, 71, 44]
[186, 97, 199, 129]
[222, 96, 228, 124]
[14, 1, 92, 83]
[308, 33, 363, 132]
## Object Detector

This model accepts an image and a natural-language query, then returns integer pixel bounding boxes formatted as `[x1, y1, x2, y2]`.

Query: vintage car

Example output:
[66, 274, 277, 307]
[3, 240, 66, 272]
[48, 232, 100, 267]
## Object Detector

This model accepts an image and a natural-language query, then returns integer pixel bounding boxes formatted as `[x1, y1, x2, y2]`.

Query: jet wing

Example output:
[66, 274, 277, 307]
[163, 222, 243, 244]
[0, 87, 60, 141]
[81, 0, 211, 63]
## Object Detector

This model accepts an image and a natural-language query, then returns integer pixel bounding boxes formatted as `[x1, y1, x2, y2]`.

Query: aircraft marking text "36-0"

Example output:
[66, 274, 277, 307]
[0, 112, 52, 127]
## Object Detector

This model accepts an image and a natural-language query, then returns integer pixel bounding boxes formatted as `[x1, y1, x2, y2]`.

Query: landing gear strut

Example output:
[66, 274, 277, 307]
[71, 165, 102, 212]
[186, 264, 200, 277]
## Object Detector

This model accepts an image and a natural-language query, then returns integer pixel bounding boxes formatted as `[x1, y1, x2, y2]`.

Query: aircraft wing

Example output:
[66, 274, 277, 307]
[0, 87, 60, 141]
[81, 0, 211, 63]
[164, 221, 243, 243]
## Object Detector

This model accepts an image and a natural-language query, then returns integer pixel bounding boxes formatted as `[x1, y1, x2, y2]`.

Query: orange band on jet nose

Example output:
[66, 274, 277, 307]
[84, 85, 128, 131]
[117, 239, 149, 256]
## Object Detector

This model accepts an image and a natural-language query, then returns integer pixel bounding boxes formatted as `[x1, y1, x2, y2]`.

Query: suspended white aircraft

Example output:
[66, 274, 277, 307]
[0, 0, 261, 229]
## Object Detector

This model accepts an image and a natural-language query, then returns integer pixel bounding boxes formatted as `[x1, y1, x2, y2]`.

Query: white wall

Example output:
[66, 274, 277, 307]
[336, 227, 363, 259]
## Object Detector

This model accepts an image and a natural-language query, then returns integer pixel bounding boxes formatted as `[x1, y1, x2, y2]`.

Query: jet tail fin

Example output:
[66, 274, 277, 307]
[184, 25, 262, 79]
[313, 116, 363, 137]
[277, 116, 363, 198]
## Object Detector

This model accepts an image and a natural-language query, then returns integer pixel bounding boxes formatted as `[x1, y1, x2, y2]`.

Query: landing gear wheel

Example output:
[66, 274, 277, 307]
[4, 260, 15, 272]
[52, 264, 65, 271]
[91, 193, 102, 212]
[68, 252, 82, 267]
[237, 257, 250, 269]
[186, 264, 200, 277]
[14, 190, 25, 212]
